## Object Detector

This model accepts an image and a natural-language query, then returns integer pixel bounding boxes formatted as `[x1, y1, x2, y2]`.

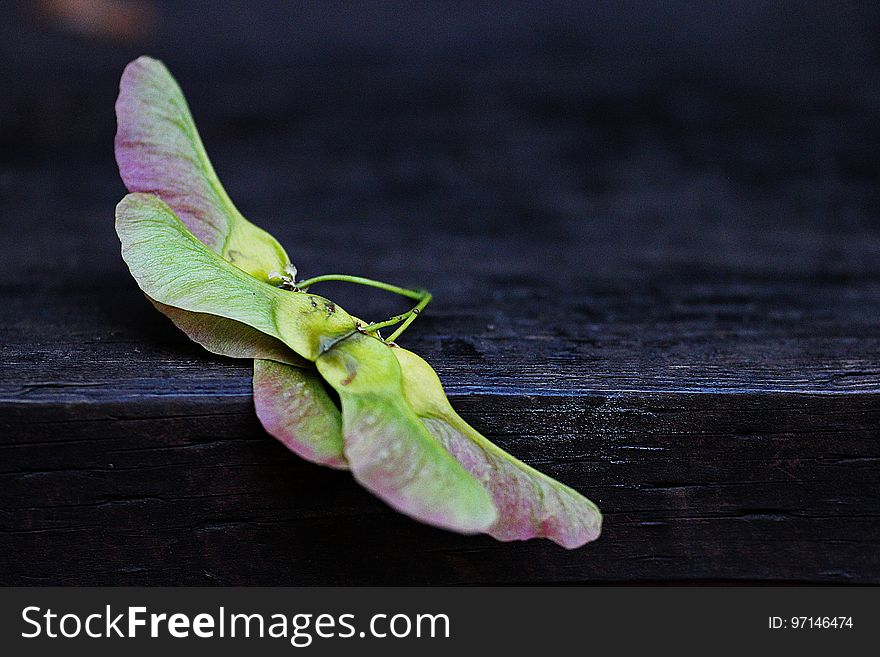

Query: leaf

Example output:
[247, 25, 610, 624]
[316, 332, 497, 534]
[115, 56, 290, 282]
[149, 298, 307, 366]
[253, 360, 348, 469]
[392, 348, 602, 549]
[116, 192, 358, 362]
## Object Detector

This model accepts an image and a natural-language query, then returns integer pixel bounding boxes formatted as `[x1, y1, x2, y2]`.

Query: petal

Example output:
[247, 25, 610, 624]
[115, 56, 290, 281]
[393, 348, 602, 549]
[253, 359, 347, 469]
[316, 333, 497, 534]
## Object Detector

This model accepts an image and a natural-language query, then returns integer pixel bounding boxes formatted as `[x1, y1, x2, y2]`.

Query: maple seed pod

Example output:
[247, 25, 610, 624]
[113, 55, 603, 547]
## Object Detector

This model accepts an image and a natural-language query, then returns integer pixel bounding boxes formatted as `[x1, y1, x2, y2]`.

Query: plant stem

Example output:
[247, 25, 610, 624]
[387, 291, 432, 343]
[297, 274, 424, 301]
[363, 311, 413, 334]
[297, 273, 432, 342]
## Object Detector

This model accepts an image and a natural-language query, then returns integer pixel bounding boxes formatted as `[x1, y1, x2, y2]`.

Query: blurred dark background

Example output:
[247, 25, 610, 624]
[2, 0, 879, 294]
[3, 0, 880, 397]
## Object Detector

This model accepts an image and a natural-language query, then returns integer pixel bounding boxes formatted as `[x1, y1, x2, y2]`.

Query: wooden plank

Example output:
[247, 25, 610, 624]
[2, 279, 879, 583]
[1, 2, 879, 583]
[2, 389, 878, 584]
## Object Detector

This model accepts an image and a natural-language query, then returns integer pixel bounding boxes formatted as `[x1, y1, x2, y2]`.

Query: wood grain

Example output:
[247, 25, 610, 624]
[1, 2, 879, 583]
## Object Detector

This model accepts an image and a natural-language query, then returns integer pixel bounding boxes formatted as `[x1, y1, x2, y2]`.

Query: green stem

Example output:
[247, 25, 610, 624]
[297, 273, 432, 342]
[387, 291, 432, 343]
[363, 311, 413, 334]
[297, 274, 424, 301]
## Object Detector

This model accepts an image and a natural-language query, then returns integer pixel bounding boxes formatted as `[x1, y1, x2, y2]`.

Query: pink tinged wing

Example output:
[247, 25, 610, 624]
[316, 334, 497, 534]
[394, 348, 602, 549]
[253, 359, 348, 469]
[422, 417, 601, 549]
[148, 298, 306, 366]
[340, 396, 496, 533]
[152, 299, 348, 468]
[115, 56, 230, 249]
[116, 59, 351, 474]
[116, 58, 289, 282]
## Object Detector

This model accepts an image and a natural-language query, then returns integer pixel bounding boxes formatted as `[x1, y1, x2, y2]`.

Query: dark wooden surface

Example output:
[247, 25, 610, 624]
[1, 2, 879, 584]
